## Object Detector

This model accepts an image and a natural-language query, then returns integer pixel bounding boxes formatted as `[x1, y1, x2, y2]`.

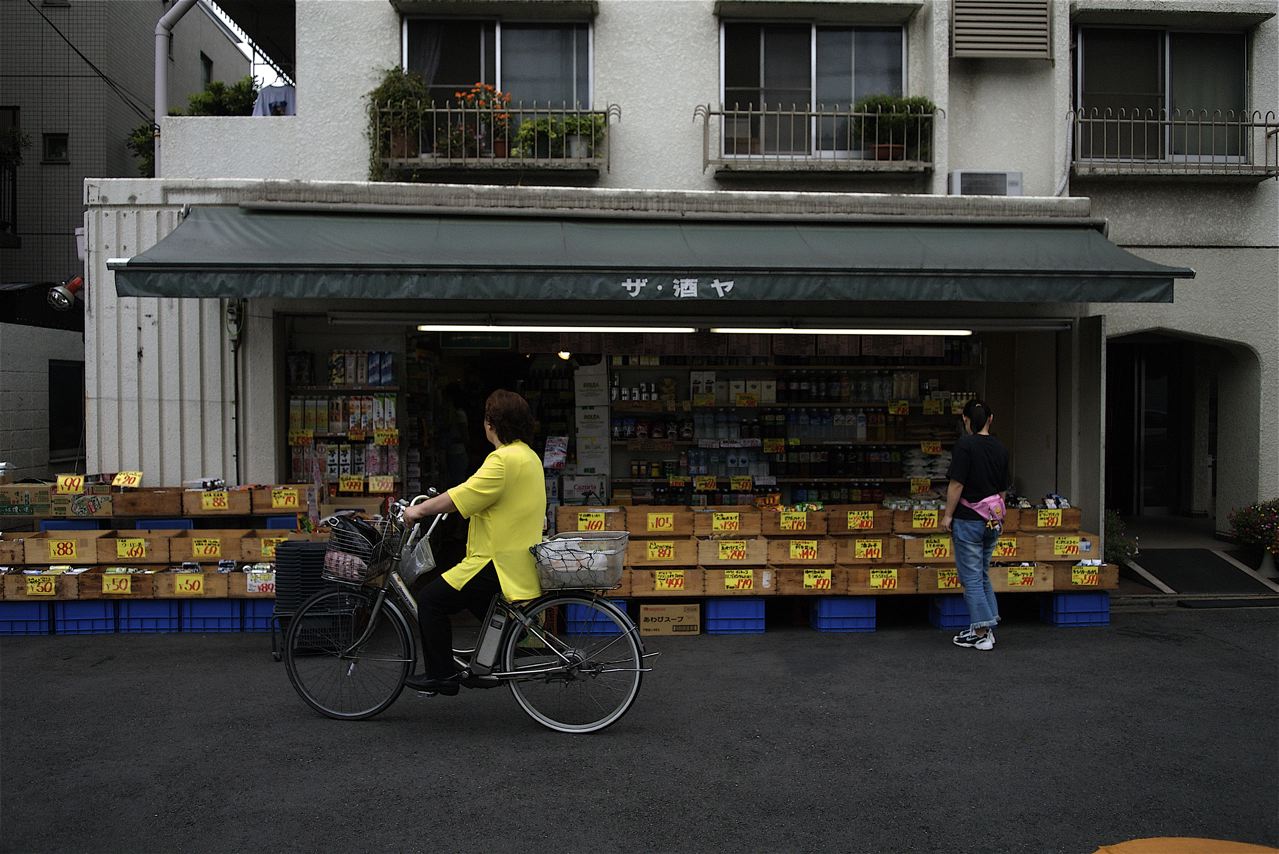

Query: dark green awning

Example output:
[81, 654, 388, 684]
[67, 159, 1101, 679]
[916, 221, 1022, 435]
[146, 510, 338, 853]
[108, 206, 1193, 304]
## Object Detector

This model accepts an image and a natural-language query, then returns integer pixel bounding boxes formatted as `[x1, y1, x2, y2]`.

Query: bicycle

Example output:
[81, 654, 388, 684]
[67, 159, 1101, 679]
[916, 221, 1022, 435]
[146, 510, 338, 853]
[282, 498, 653, 733]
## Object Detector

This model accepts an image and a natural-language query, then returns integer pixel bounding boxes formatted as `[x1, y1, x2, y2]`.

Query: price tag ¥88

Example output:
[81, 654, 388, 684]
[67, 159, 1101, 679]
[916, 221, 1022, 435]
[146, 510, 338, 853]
[789, 539, 819, 560]
[645, 541, 676, 562]
[847, 510, 875, 530]
[338, 475, 364, 494]
[854, 539, 883, 560]
[1053, 535, 1081, 557]
[116, 538, 147, 559]
[56, 474, 85, 495]
[712, 512, 740, 533]
[101, 574, 132, 595]
[778, 511, 808, 532]
[924, 536, 952, 559]
[271, 488, 299, 509]
[1037, 509, 1063, 528]
[192, 538, 222, 559]
[201, 490, 230, 511]
[654, 569, 685, 590]
[723, 568, 754, 590]
[646, 512, 674, 533]
[936, 568, 961, 590]
[47, 539, 78, 560]
[577, 511, 605, 532]
[26, 576, 56, 596]
[112, 470, 143, 488]
[869, 568, 899, 590]
[717, 540, 748, 561]
[802, 568, 832, 590]
[174, 573, 205, 596]
[912, 510, 939, 529]
[1071, 566, 1100, 587]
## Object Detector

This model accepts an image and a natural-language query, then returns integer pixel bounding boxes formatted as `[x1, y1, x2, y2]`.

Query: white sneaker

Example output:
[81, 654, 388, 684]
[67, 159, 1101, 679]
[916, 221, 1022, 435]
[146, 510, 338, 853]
[974, 632, 994, 651]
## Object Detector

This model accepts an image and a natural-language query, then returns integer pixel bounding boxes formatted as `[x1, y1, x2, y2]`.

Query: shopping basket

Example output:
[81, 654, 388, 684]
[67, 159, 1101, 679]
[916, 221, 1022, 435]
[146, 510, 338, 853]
[530, 531, 629, 590]
[322, 514, 402, 585]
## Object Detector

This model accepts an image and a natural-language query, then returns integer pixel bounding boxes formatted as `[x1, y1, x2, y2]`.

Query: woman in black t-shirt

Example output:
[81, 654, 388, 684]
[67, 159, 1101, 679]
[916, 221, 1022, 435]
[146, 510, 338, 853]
[942, 399, 1010, 651]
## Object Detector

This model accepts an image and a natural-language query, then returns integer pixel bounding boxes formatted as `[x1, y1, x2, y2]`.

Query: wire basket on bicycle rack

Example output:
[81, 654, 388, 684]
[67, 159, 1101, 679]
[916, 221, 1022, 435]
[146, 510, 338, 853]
[530, 531, 629, 590]
[322, 514, 402, 585]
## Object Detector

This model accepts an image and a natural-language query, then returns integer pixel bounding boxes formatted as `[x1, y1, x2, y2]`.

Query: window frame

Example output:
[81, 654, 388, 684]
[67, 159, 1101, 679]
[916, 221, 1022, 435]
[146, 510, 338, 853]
[41, 132, 69, 164]
[1074, 25, 1249, 164]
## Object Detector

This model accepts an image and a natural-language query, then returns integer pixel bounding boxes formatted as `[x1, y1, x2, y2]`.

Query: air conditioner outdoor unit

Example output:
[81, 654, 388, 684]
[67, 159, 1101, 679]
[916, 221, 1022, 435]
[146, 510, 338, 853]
[948, 170, 1024, 196]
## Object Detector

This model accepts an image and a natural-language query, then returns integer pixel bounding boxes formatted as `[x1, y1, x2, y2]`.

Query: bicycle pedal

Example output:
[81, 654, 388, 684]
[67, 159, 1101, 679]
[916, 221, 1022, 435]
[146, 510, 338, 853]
[461, 674, 501, 689]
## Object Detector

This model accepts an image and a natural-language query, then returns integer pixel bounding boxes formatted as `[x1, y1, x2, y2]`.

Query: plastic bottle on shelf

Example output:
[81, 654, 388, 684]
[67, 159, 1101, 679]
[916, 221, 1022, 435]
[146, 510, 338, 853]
[855, 408, 867, 442]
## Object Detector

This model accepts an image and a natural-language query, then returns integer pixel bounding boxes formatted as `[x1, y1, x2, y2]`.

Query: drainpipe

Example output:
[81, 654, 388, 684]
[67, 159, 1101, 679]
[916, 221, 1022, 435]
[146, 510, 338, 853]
[154, 0, 200, 176]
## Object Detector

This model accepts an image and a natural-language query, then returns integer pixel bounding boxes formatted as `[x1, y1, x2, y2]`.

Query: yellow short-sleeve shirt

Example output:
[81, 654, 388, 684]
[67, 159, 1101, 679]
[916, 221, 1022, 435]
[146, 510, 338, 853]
[444, 440, 546, 601]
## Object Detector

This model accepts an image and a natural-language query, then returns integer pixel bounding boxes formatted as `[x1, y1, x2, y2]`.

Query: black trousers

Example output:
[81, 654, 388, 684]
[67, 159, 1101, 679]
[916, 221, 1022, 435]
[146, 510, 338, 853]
[418, 562, 500, 679]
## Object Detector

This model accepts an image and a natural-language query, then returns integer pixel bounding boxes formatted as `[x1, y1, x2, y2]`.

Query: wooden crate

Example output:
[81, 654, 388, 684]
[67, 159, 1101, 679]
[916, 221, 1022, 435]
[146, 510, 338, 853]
[1051, 562, 1119, 591]
[624, 538, 698, 567]
[49, 493, 114, 519]
[153, 571, 231, 598]
[702, 567, 776, 596]
[555, 505, 627, 534]
[249, 485, 318, 515]
[835, 535, 905, 565]
[23, 531, 110, 566]
[181, 488, 253, 516]
[845, 566, 917, 595]
[95, 532, 173, 565]
[1033, 531, 1102, 562]
[241, 531, 319, 562]
[320, 498, 387, 518]
[625, 508, 695, 538]
[892, 509, 944, 534]
[626, 567, 704, 597]
[761, 509, 827, 537]
[696, 537, 769, 567]
[991, 563, 1054, 593]
[228, 569, 278, 598]
[4, 572, 80, 600]
[1018, 507, 1083, 533]
[0, 533, 36, 564]
[1000, 508, 1021, 532]
[902, 534, 956, 564]
[111, 488, 183, 517]
[766, 537, 836, 566]
[916, 566, 965, 595]
[168, 530, 252, 563]
[773, 567, 846, 595]
[990, 533, 1035, 562]
[691, 507, 763, 537]
[77, 569, 159, 599]
[825, 504, 893, 535]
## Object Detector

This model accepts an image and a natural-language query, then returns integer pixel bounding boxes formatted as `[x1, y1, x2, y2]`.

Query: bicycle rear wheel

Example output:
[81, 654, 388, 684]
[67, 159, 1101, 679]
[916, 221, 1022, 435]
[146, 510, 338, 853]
[502, 595, 643, 734]
[283, 587, 413, 720]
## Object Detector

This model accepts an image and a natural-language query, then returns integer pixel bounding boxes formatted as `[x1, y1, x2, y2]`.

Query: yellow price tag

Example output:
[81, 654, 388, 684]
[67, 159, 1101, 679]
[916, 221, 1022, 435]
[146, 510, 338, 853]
[694, 476, 718, 492]
[1053, 535, 1081, 557]
[854, 539, 883, 560]
[47, 539, 78, 560]
[667, 476, 688, 488]
[1071, 566, 1100, 586]
[779, 511, 808, 532]
[888, 400, 910, 415]
[201, 490, 230, 511]
[287, 430, 314, 446]
[374, 428, 399, 446]
[25, 576, 56, 596]
[994, 537, 1019, 557]
[951, 400, 966, 415]
[802, 568, 832, 590]
[116, 538, 147, 559]
[101, 574, 132, 595]
[271, 487, 299, 509]
[654, 569, 685, 590]
[1037, 509, 1063, 528]
[763, 438, 785, 454]
[923, 399, 943, 415]
[712, 512, 741, 533]
[735, 393, 758, 407]
[869, 568, 899, 590]
[56, 474, 85, 495]
[717, 540, 748, 561]
[729, 476, 753, 492]
[912, 510, 938, 529]
[847, 510, 875, 530]
[347, 430, 367, 442]
[920, 441, 942, 455]
[174, 573, 205, 595]
[646, 541, 676, 561]
[368, 475, 395, 493]
[192, 538, 222, 559]
[577, 511, 605, 532]
[338, 475, 364, 494]
[692, 392, 716, 407]
[910, 478, 932, 495]
[261, 537, 287, 558]
[647, 512, 675, 534]
[937, 568, 961, 590]
[723, 568, 754, 590]
[112, 470, 143, 488]
[924, 536, 952, 559]
[789, 539, 819, 560]
[1007, 567, 1036, 587]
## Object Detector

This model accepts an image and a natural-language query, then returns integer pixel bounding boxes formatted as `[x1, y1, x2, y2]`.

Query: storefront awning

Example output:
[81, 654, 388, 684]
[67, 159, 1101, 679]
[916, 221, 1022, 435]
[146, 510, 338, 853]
[108, 206, 1193, 304]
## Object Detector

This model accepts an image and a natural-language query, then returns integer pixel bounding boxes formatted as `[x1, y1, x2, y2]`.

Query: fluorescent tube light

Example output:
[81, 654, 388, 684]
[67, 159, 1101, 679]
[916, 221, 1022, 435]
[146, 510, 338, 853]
[416, 324, 696, 334]
[710, 327, 972, 337]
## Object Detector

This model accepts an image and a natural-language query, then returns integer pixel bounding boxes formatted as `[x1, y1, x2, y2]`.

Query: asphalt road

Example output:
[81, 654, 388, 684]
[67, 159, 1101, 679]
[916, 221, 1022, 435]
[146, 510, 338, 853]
[2, 603, 1276, 854]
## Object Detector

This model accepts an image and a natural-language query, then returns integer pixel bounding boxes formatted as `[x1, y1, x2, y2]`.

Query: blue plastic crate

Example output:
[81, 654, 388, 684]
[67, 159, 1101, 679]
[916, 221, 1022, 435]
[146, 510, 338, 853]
[182, 600, 241, 632]
[54, 601, 116, 635]
[0, 602, 51, 635]
[565, 599, 628, 635]
[242, 599, 276, 632]
[706, 598, 765, 634]
[1041, 592, 1110, 627]
[810, 596, 875, 633]
[929, 595, 970, 630]
[118, 600, 180, 633]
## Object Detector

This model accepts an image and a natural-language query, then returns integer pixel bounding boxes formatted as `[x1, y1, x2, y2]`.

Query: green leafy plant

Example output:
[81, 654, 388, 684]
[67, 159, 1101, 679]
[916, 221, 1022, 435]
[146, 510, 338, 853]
[365, 66, 430, 177]
[127, 123, 158, 177]
[126, 77, 260, 177]
[513, 113, 606, 158]
[1228, 498, 1279, 556]
[1103, 510, 1139, 565]
[0, 128, 31, 169]
[851, 94, 936, 159]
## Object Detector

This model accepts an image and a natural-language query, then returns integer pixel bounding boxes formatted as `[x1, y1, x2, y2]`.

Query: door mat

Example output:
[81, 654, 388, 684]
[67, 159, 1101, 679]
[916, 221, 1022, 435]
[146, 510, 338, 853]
[1130, 549, 1274, 594]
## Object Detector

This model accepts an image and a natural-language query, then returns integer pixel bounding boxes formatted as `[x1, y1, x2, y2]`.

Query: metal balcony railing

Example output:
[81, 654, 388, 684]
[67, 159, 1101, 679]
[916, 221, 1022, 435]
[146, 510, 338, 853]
[1072, 109, 1279, 179]
[371, 102, 620, 174]
[695, 104, 940, 173]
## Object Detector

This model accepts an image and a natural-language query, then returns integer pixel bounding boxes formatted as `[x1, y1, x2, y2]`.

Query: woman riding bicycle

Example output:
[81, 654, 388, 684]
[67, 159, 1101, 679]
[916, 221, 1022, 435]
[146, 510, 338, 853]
[401, 389, 547, 695]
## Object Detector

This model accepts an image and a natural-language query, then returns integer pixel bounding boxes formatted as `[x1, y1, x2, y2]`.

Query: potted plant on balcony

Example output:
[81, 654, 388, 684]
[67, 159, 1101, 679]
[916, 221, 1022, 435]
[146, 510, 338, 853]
[513, 116, 565, 159]
[561, 113, 606, 159]
[852, 94, 936, 161]
[366, 66, 429, 168]
[451, 82, 512, 157]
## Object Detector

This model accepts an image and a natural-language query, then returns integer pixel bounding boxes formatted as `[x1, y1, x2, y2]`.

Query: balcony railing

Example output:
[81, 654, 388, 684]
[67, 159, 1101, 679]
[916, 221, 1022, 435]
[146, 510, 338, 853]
[0, 165, 15, 248]
[1072, 109, 1279, 180]
[371, 102, 620, 176]
[695, 104, 940, 173]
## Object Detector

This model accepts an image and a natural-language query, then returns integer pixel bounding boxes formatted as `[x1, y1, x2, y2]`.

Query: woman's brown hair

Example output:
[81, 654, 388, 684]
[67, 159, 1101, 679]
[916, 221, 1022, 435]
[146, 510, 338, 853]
[484, 389, 535, 445]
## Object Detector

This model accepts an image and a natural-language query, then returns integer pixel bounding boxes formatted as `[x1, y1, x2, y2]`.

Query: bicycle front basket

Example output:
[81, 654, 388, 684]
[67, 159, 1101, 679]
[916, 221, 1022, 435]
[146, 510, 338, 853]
[530, 531, 629, 590]
[322, 515, 401, 585]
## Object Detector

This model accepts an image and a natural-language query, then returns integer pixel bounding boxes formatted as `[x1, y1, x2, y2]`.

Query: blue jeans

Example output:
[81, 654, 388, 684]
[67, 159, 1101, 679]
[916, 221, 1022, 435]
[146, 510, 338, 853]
[951, 518, 1000, 631]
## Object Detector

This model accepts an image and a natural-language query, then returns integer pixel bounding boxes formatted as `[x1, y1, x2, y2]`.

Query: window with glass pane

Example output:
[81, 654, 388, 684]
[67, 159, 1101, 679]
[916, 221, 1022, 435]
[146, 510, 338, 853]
[1170, 33, 1244, 156]
[723, 23, 902, 157]
[501, 24, 590, 108]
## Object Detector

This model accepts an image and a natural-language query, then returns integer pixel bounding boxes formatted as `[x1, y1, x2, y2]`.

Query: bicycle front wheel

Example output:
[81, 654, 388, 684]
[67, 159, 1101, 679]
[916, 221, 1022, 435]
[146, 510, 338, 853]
[502, 595, 643, 734]
[283, 588, 413, 720]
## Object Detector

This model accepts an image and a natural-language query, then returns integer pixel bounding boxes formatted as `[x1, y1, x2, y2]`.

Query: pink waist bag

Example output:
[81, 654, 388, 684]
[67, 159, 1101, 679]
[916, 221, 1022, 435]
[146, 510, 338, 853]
[960, 493, 1006, 522]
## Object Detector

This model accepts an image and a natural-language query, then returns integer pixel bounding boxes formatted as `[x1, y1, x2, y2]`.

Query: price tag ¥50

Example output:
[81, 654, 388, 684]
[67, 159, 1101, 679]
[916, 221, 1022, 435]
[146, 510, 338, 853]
[26, 576, 56, 596]
[112, 470, 143, 488]
[174, 573, 205, 596]
[101, 574, 132, 595]
[577, 511, 605, 532]
[723, 568, 754, 590]
[645, 541, 676, 562]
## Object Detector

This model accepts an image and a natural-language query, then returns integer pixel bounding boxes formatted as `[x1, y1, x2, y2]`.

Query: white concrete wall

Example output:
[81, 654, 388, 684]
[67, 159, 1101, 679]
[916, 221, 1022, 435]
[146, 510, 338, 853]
[0, 324, 85, 480]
